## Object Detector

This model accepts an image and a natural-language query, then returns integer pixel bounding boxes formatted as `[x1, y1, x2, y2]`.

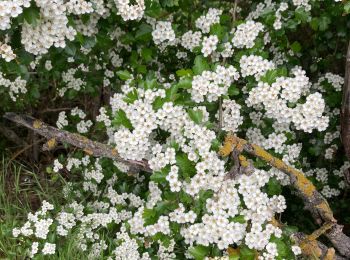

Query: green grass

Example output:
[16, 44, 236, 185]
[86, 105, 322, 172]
[0, 155, 86, 259]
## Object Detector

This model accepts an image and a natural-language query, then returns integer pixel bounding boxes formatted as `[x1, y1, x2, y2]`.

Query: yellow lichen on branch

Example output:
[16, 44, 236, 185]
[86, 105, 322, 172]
[299, 222, 335, 258]
[33, 119, 42, 129]
[220, 135, 335, 223]
[324, 248, 335, 260]
[219, 134, 246, 156]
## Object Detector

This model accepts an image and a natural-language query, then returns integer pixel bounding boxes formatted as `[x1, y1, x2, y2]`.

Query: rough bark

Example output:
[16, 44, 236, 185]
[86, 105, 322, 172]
[341, 42, 350, 159]
[3, 112, 151, 173]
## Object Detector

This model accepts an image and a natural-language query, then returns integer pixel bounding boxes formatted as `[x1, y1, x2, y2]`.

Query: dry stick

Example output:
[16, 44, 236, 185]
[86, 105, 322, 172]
[220, 135, 350, 258]
[341, 41, 350, 158]
[3, 113, 152, 173]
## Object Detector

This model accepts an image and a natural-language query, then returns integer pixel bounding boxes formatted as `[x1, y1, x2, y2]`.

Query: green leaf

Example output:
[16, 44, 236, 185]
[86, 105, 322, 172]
[193, 55, 210, 75]
[270, 237, 288, 258]
[228, 85, 240, 96]
[166, 84, 179, 101]
[309, 17, 319, 31]
[112, 109, 133, 129]
[177, 77, 192, 89]
[345, 2, 350, 14]
[210, 24, 225, 40]
[294, 8, 310, 23]
[188, 245, 210, 260]
[239, 246, 256, 260]
[290, 41, 301, 53]
[23, 6, 40, 26]
[141, 48, 153, 62]
[176, 69, 193, 77]
[142, 208, 157, 225]
[65, 42, 77, 56]
[161, 0, 179, 7]
[176, 153, 196, 178]
[123, 89, 139, 104]
[318, 16, 331, 31]
[116, 70, 132, 80]
[188, 109, 203, 124]
[266, 177, 282, 196]
[150, 171, 167, 182]
[230, 215, 246, 224]
[261, 69, 278, 84]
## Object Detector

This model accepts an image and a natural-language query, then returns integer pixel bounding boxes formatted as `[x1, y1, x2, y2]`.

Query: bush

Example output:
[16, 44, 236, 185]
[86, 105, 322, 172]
[0, 0, 350, 259]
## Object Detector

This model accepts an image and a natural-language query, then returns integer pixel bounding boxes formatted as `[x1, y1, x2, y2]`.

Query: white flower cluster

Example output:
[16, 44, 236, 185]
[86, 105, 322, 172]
[195, 8, 223, 33]
[232, 21, 264, 49]
[190, 65, 240, 103]
[114, 0, 145, 21]
[60, 67, 87, 96]
[96, 107, 112, 127]
[181, 31, 202, 51]
[218, 99, 243, 133]
[0, 42, 16, 61]
[292, 0, 311, 11]
[202, 35, 219, 57]
[0, 0, 30, 30]
[169, 204, 197, 224]
[13, 201, 55, 257]
[0, 72, 27, 101]
[152, 21, 176, 45]
[240, 55, 275, 80]
[321, 73, 344, 92]
[21, 0, 77, 55]
[56, 111, 68, 129]
[247, 67, 329, 133]
[66, 0, 93, 15]
[273, 3, 288, 30]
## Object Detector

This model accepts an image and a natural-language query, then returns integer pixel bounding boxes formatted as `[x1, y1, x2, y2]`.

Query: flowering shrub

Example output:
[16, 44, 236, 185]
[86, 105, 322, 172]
[1, 0, 350, 259]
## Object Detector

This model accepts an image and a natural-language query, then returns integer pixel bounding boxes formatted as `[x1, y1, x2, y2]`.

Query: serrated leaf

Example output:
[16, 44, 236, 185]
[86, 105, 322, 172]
[290, 41, 301, 53]
[261, 69, 278, 84]
[188, 109, 203, 124]
[295, 8, 310, 23]
[141, 48, 153, 62]
[318, 16, 331, 31]
[188, 245, 210, 260]
[112, 109, 133, 129]
[193, 55, 210, 75]
[266, 177, 282, 195]
[176, 69, 193, 77]
[23, 6, 40, 26]
[116, 70, 132, 80]
[176, 153, 196, 178]
[239, 246, 256, 260]
[177, 77, 192, 89]
[228, 85, 240, 96]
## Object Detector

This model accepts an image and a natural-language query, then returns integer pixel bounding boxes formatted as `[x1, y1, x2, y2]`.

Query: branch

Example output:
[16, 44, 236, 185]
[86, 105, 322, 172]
[220, 135, 350, 258]
[3, 113, 151, 173]
[341, 41, 350, 159]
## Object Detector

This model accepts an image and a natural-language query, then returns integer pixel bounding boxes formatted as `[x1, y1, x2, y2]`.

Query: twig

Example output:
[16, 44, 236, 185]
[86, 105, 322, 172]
[3, 113, 151, 173]
[218, 97, 223, 129]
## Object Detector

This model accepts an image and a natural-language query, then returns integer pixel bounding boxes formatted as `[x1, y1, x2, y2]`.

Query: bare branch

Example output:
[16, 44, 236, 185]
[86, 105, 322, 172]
[341, 41, 350, 159]
[3, 113, 151, 173]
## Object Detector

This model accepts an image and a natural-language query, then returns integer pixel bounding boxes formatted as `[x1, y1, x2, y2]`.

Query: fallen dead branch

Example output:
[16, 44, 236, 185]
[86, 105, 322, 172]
[3, 113, 151, 173]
